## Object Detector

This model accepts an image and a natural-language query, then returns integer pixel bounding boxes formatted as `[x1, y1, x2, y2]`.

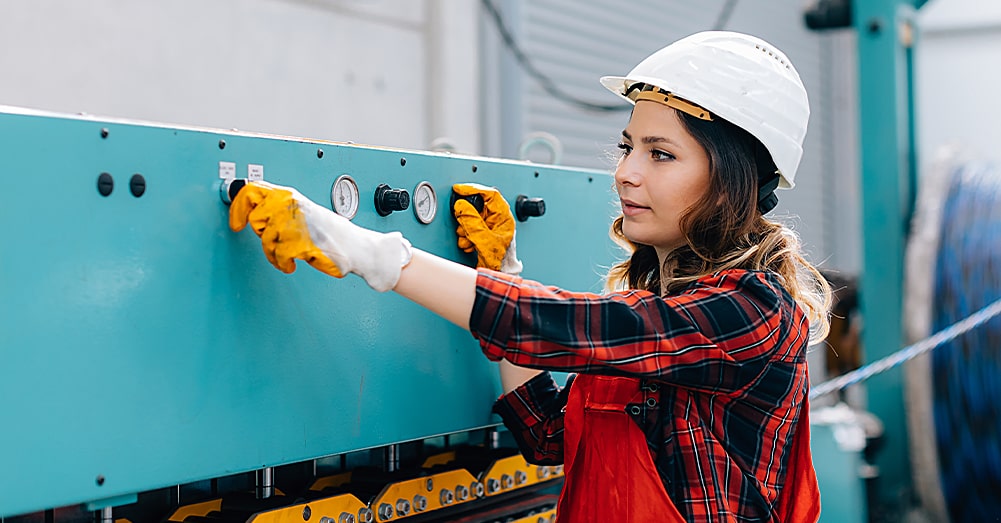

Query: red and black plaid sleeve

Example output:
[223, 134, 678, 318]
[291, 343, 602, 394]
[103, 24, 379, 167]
[491, 371, 574, 466]
[469, 268, 794, 394]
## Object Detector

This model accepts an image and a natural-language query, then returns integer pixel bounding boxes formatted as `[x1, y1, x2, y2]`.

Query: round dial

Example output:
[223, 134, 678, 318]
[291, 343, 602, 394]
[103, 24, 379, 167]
[330, 175, 359, 219]
[413, 181, 437, 224]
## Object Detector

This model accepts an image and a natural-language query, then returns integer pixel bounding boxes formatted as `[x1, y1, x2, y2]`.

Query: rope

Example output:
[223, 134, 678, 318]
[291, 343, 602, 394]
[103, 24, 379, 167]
[809, 296, 1001, 400]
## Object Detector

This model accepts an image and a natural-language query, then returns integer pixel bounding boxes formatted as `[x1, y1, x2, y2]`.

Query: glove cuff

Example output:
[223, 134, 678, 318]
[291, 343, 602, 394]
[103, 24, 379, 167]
[355, 231, 412, 292]
[499, 233, 523, 276]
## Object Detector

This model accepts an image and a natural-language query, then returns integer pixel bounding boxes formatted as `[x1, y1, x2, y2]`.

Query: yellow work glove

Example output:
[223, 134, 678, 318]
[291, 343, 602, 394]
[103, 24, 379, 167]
[229, 181, 413, 292]
[452, 183, 523, 274]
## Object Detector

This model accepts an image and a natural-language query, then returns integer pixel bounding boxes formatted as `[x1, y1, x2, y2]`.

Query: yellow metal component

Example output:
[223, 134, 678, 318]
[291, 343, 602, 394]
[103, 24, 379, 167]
[509, 509, 556, 523]
[369, 469, 479, 521]
[420, 451, 456, 468]
[480, 455, 564, 498]
[247, 494, 367, 523]
[309, 471, 353, 492]
[167, 499, 222, 522]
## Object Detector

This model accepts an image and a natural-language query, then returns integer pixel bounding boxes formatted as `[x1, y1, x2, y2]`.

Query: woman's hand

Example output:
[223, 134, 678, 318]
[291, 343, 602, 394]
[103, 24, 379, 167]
[452, 183, 523, 274]
[229, 181, 412, 292]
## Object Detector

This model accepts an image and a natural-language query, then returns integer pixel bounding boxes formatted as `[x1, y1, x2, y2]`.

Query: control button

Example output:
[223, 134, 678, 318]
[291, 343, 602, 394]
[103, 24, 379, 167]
[449, 190, 484, 217]
[220, 178, 248, 205]
[516, 195, 546, 221]
[374, 184, 410, 216]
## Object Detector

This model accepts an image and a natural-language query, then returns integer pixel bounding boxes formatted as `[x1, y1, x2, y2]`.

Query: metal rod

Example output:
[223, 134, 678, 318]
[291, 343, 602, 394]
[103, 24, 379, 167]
[385, 445, 399, 473]
[256, 467, 274, 499]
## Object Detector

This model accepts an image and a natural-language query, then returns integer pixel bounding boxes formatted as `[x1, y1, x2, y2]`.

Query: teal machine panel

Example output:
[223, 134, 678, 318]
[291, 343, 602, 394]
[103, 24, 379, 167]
[0, 107, 619, 517]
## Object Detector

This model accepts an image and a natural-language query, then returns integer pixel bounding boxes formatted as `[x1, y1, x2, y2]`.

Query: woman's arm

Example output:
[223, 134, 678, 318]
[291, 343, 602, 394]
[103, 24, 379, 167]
[393, 249, 542, 394]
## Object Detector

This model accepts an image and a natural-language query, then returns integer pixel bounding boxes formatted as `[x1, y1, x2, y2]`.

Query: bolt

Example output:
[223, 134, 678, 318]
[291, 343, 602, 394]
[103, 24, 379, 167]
[515, 470, 527, 485]
[537, 467, 550, 480]
[338, 513, 355, 523]
[486, 478, 500, 494]
[413, 495, 427, 512]
[471, 481, 484, 498]
[218, 139, 227, 150]
[394, 499, 410, 517]
[454, 484, 469, 501]
[97, 173, 114, 197]
[317, 148, 324, 158]
[400, 157, 407, 166]
[100, 128, 109, 139]
[440, 489, 454, 505]
[357, 508, 373, 523]
[130, 174, 146, 197]
[302, 505, 311, 520]
[471, 165, 478, 173]
[501, 474, 513, 489]
[95, 475, 105, 486]
[376, 503, 393, 520]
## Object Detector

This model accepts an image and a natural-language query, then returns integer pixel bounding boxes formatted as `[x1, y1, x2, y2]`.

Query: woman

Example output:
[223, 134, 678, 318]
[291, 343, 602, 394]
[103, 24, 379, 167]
[229, 31, 830, 523]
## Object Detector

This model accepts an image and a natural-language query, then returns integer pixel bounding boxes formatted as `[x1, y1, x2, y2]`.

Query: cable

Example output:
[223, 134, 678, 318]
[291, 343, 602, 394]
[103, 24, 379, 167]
[713, 0, 740, 30]
[480, 0, 630, 113]
[481, 0, 741, 113]
[808, 295, 1001, 400]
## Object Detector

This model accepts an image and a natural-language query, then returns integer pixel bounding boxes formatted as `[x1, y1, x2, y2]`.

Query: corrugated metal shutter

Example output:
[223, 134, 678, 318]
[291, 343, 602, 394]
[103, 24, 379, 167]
[483, 0, 860, 272]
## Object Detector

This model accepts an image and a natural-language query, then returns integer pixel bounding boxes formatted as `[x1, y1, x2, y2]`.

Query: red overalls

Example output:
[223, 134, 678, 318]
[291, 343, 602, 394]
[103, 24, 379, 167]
[556, 375, 820, 522]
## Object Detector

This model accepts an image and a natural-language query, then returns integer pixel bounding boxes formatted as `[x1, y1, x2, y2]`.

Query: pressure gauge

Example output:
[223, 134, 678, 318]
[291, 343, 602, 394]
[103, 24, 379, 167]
[413, 181, 437, 224]
[330, 175, 359, 219]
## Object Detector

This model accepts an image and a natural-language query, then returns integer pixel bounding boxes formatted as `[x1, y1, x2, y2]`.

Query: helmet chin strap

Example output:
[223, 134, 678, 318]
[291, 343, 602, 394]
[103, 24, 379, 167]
[758, 173, 781, 214]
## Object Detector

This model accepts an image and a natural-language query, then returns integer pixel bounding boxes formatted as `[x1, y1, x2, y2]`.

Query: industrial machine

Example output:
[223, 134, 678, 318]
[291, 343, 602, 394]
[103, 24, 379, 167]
[0, 105, 620, 523]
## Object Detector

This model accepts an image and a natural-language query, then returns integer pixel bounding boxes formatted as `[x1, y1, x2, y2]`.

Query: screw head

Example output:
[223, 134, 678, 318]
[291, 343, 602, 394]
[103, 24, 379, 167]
[95, 475, 105, 486]
[100, 128, 109, 139]
[97, 173, 114, 197]
[302, 505, 311, 520]
[218, 139, 227, 150]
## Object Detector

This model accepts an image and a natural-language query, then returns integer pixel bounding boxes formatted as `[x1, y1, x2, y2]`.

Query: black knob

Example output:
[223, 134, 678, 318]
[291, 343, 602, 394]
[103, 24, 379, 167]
[516, 195, 546, 222]
[449, 191, 484, 217]
[221, 178, 248, 205]
[374, 184, 410, 216]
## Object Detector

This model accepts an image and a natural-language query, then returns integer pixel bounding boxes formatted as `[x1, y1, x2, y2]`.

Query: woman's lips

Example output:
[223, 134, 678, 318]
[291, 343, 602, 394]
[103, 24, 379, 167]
[620, 198, 650, 216]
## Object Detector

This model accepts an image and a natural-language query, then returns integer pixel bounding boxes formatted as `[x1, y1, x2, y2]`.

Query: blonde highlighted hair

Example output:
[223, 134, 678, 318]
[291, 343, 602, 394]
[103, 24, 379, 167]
[606, 109, 831, 343]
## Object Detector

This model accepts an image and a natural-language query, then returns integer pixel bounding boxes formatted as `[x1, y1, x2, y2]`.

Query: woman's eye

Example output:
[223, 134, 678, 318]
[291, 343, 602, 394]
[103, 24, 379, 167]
[616, 142, 632, 156]
[652, 149, 676, 161]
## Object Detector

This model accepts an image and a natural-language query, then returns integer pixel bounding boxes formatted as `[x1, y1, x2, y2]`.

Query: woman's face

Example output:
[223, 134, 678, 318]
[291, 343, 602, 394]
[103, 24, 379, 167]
[614, 101, 711, 257]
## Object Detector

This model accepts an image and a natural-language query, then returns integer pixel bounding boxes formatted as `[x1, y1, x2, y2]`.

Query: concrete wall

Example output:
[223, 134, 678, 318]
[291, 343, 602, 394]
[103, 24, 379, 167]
[917, 0, 1001, 165]
[0, 0, 481, 153]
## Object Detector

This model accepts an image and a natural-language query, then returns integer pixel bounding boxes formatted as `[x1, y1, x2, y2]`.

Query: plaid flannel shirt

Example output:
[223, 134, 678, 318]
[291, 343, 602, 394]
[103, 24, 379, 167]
[470, 268, 813, 523]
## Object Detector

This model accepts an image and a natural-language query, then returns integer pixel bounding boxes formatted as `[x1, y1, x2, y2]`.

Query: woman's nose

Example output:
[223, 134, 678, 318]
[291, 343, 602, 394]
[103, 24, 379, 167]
[614, 156, 641, 187]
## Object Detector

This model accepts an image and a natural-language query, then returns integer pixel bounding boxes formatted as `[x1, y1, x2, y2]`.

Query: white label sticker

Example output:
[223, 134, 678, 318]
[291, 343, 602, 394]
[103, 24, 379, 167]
[248, 164, 264, 181]
[218, 161, 236, 180]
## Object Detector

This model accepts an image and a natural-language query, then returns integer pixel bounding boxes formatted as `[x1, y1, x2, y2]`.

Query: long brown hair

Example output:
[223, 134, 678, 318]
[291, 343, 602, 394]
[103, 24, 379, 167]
[606, 109, 832, 343]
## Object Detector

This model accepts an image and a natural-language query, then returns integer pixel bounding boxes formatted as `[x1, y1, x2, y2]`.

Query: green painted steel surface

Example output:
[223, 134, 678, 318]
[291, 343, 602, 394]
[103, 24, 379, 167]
[0, 108, 619, 517]
[813, 424, 868, 523]
[852, 0, 924, 510]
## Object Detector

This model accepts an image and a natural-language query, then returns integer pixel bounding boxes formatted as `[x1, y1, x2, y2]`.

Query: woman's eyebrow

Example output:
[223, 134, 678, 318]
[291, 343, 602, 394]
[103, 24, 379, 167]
[622, 129, 680, 147]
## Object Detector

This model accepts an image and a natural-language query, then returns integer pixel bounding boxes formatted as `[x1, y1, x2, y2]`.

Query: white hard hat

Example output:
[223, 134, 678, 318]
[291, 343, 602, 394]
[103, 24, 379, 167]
[600, 31, 809, 189]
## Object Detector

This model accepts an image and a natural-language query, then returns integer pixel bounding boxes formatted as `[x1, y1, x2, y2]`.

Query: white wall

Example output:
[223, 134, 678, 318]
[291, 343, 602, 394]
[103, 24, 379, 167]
[917, 0, 1001, 165]
[0, 0, 480, 153]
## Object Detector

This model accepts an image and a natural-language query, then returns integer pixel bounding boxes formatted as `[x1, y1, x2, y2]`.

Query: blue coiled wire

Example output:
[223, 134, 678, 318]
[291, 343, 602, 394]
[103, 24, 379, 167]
[932, 161, 1001, 522]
